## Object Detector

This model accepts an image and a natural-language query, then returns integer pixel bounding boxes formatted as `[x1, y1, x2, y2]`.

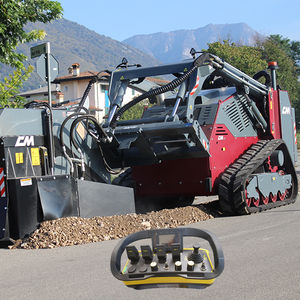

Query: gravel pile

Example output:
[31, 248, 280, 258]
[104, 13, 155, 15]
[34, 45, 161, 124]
[9, 204, 214, 250]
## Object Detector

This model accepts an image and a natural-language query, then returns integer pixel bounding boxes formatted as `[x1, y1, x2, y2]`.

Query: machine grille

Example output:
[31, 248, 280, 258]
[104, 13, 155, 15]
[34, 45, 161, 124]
[238, 96, 250, 127]
[195, 104, 218, 125]
[201, 106, 212, 123]
[225, 101, 243, 131]
[215, 125, 229, 135]
[224, 95, 251, 133]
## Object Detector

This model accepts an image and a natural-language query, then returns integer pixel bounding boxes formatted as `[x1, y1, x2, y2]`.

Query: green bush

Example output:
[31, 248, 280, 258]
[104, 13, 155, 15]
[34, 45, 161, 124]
[120, 100, 150, 121]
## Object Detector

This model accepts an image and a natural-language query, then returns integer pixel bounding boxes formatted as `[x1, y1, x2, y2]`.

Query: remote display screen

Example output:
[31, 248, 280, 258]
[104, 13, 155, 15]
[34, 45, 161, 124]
[158, 234, 176, 246]
[152, 230, 183, 252]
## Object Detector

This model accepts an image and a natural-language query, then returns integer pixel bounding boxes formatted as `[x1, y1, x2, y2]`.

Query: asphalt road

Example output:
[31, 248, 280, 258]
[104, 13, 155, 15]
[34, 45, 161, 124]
[1, 198, 300, 300]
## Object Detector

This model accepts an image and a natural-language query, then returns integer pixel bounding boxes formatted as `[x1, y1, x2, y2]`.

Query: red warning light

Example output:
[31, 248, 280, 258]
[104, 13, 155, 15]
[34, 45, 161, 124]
[268, 61, 278, 67]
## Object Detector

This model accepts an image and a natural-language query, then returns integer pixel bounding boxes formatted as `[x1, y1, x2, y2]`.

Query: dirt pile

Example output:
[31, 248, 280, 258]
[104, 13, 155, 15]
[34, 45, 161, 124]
[10, 205, 213, 250]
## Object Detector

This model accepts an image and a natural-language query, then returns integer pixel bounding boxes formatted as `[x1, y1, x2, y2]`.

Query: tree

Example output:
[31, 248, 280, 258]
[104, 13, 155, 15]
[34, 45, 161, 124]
[263, 35, 300, 124]
[0, 0, 63, 107]
[259, 36, 299, 105]
[268, 35, 300, 67]
[207, 39, 299, 101]
[0, 0, 62, 68]
[206, 40, 267, 76]
[207, 38, 300, 125]
[0, 65, 33, 107]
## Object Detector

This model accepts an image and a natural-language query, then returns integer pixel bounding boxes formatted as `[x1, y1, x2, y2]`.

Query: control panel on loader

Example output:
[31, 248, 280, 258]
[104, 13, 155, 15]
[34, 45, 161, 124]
[110, 228, 224, 289]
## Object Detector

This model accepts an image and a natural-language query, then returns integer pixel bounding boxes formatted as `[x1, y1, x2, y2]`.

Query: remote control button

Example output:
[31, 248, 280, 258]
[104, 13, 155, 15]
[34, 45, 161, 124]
[128, 265, 136, 273]
[187, 260, 195, 271]
[175, 261, 182, 271]
[150, 261, 158, 271]
[139, 266, 148, 273]
[201, 262, 207, 271]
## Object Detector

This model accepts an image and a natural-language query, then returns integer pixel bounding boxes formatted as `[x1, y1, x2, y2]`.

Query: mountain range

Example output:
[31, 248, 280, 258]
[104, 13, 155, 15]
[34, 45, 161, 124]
[1, 19, 160, 91]
[0, 20, 260, 91]
[123, 23, 260, 63]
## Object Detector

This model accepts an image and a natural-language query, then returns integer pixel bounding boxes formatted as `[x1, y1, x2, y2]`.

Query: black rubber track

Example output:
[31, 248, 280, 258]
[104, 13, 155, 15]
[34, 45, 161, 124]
[218, 139, 298, 215]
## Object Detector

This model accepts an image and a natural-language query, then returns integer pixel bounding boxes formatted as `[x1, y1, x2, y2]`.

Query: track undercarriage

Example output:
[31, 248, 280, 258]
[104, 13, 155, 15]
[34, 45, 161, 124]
[219, 139, 298, 215]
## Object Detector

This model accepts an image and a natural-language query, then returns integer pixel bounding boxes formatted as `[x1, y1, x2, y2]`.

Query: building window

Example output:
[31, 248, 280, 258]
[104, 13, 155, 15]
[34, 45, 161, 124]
[101, 84, 108, 93]
[64, 86, 68, 93]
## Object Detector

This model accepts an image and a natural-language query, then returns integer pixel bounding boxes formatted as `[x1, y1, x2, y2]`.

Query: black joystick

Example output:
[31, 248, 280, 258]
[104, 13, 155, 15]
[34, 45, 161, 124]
[188, 243, 203, 264]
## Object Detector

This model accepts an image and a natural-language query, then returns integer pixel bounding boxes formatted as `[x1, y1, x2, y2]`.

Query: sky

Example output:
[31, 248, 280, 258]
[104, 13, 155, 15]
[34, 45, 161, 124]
[58, 0, 300, 42]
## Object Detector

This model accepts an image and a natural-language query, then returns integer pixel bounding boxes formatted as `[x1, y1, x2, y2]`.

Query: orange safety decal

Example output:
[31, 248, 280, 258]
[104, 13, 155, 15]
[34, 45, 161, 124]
[190, 76, 200, 96]
[0, 168, 6, 197]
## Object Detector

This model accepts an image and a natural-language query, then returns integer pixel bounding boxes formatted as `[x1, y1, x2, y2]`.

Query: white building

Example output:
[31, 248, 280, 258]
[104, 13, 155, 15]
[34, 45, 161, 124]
[20, 63, 167, 122]
[53, 63, 140, 122]
[17, 84, 62, 102]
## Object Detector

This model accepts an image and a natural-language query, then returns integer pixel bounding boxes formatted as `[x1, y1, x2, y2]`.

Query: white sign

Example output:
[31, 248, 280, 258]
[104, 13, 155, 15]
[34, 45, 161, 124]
[20, 178, 33, 187]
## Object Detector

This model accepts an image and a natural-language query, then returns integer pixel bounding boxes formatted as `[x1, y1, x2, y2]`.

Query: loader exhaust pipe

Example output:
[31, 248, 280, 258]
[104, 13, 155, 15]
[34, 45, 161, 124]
[268, 61, 278, 90]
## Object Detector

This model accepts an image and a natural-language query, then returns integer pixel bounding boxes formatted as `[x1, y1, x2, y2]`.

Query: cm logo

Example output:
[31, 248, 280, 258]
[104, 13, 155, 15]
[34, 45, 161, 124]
[282, 106, 291, 115]
[15, 136, 35, 147]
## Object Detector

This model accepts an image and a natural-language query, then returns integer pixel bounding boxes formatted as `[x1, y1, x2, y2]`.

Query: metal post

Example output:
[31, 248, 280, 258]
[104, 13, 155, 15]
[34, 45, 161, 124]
[45, 42, 55, 174]
[46, 42, 52, 108]
[171, 81, 187, 118]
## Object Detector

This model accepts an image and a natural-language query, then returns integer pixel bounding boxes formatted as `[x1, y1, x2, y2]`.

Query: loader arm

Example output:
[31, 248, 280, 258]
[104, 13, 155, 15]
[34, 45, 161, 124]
[100, 53, 271, 168]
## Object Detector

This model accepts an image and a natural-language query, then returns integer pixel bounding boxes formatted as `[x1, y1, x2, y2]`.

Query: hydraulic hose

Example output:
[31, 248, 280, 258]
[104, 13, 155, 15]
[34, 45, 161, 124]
[69, 115, 102, 149]
[59, 112, 87, 149]
[253, 70, 271, 86]
[59, 112, 89, 176]
[76, 70, 111, 112]
[24, 101, 50, 109]
[109, 53, 211, 128]
[70, 115, 122, 174]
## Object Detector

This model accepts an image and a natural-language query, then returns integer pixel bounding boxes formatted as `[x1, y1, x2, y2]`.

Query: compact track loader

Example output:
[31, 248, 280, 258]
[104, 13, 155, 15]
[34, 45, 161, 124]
[102, 51, 298, 215]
